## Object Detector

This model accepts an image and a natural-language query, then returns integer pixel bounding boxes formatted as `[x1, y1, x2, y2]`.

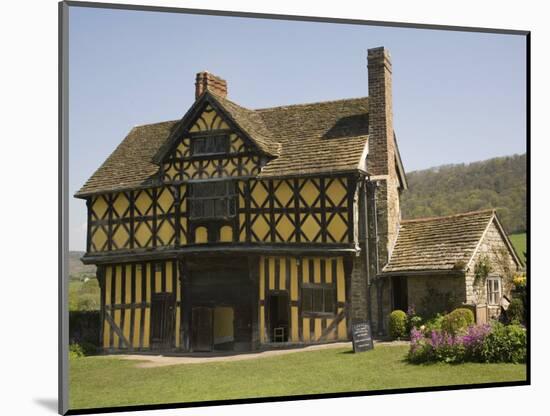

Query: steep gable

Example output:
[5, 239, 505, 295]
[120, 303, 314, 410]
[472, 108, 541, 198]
[75, 94, 376, 197]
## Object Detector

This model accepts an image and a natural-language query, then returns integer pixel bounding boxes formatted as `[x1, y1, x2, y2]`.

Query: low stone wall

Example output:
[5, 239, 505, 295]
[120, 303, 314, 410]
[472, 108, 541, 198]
[407, 275, 466, 317]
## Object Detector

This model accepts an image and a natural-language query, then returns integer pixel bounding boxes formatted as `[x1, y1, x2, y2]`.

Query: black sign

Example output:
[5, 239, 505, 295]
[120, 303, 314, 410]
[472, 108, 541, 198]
[352, 322, 374, 353]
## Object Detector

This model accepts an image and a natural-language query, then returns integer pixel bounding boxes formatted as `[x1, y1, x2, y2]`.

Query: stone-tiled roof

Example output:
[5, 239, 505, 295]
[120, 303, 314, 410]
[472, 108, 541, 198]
[383, 209, 496, 275]
[76, 94, 370, 197]
[77, 121, 179, 196]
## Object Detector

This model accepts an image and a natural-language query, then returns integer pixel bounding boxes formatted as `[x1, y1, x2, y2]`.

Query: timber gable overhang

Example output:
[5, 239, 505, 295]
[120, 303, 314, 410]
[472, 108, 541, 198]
[152, 91, 280, 166]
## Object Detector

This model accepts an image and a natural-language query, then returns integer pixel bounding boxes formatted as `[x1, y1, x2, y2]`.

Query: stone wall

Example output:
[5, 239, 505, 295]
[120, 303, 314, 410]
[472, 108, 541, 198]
[465, 219, 521, 309]
[407, 275, 466, 317]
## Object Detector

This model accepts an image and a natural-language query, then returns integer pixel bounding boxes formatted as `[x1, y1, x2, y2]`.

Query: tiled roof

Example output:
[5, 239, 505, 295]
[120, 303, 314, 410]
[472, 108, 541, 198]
[77, 121, 178, 196]
[382, 210, 496, 274]
[75, 95, 369, 197]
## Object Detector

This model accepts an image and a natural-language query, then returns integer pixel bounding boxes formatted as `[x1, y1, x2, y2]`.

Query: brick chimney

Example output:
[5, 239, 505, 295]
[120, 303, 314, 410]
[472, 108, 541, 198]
[195, 71, 228, 100]
[366, 47, 401, 268]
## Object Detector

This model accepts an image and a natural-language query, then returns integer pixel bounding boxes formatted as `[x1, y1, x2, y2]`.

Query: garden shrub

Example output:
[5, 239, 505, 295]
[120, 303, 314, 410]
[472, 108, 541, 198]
[389, 310, 408, 339]
[480, 322, 526, 364]
[441, 308, 474, 336]
[69, 343, 84, 359]
[507, 298, 524, 324]
[423, 313, 444, 336]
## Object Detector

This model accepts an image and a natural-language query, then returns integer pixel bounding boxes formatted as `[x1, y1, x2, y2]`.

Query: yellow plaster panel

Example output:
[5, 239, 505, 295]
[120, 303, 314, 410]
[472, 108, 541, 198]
[302, 259, 309, 284]
[112, 225, 129, 250]
[157, 221, 175, 246]
[157, 188, 174, 213]
[135, 221, 153, 248]
[337, 258, 345, 303]
[327, 214, 347, 243]
[303, 318, 310, 342]
[92, 195, 108, 219]
[274, 180, 294, 207]
[314, 319, 322, 341]
[251, 182, 269, 207]
[113, 193, 129, 218]
[326, 178, 347, 207]
[91, 227, 108, 252]
[268, 257, 275, 290]
[251, 215, 270, 242]
[279, 258, 286, 290]
[195, 226, 208, 244]
[220, 225, 233, 242]
[275, 214, 294, 242]
[125, 265, 132, 303]
[325, 259, 333, 284]
[314, 258, 321, 283]
[300, 179, 320, 207]
[301, 214, 320, 242]
[135, 191, 153, 215]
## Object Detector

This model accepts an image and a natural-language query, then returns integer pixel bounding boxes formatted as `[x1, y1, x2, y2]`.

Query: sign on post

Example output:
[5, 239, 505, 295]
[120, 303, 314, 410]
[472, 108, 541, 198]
[352, 321, 374, 353]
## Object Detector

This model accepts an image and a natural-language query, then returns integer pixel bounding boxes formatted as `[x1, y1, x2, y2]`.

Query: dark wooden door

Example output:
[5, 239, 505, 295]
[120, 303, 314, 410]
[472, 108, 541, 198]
[150, 293, 175, 350]
[192, 307, 213, 352]
[392, 277, 408, 312]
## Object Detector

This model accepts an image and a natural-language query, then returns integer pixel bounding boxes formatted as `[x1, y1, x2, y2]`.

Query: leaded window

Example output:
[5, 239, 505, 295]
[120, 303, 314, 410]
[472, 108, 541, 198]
[191, 135, 229, 156]
[188, 181, 236, 220]
[302, 284, 336, 315]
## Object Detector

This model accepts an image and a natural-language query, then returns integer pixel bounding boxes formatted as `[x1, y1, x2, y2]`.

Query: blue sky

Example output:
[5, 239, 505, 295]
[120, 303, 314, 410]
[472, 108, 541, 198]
[68, 6, 526, 251]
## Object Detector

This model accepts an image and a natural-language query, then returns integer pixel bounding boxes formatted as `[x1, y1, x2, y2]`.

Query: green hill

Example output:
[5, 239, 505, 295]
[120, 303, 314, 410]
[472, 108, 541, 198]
[401, 154, 526, 234]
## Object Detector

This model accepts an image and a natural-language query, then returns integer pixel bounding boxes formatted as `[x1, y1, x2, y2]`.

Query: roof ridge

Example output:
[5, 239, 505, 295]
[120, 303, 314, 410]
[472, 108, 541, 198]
[255, 96, 368, 112]
[401, 209, 495, 224]
[132, 119, 179, 129]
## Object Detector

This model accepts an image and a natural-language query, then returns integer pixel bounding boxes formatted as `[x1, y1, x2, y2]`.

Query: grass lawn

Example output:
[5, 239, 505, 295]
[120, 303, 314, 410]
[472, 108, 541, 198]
[69, 345, 526, 410]
[509, 232, 526, 263]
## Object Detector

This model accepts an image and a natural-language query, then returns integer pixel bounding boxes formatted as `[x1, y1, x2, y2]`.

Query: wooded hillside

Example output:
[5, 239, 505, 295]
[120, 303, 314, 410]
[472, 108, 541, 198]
[401, 154, 526, 234]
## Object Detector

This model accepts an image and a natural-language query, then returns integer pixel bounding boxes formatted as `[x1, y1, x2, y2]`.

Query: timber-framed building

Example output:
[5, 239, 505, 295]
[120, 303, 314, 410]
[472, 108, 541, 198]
[75, 47, 522, 353]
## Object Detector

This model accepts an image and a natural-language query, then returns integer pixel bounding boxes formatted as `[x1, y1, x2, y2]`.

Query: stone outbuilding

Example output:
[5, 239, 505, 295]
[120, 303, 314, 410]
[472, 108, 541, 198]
[371, 209, 523, 332]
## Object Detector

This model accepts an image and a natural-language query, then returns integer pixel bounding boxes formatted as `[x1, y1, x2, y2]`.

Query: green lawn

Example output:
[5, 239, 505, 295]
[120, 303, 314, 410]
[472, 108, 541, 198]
[509, 233, 526, 264]
[69, 345, 526, 410]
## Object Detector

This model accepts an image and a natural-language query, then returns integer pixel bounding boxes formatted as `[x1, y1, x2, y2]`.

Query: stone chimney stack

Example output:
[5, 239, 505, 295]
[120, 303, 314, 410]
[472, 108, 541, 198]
[195, 71, 228, 100]
[366, 47, 400, 268]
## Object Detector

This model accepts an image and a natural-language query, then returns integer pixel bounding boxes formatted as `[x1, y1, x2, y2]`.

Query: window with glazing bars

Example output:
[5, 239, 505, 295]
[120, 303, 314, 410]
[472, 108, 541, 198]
[188, 181, 236, 220]
[191, 135, 229, 156]
[302, 285, 336, 314]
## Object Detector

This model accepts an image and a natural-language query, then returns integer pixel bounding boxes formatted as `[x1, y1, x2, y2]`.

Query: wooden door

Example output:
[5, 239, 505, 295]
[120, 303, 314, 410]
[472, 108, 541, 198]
[192, 307, 213, 352]
[150, 293, 175, 350]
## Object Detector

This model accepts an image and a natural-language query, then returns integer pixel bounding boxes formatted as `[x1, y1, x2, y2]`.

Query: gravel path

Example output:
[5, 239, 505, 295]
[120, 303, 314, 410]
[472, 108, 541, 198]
[118, 340, 408, 368]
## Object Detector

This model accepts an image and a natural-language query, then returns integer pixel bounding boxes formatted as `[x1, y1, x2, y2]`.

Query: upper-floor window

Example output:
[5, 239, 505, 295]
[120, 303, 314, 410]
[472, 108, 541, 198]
[191, 135, 229, 156]
[189, 180, 236, 220]
[487, 276, 502, 305]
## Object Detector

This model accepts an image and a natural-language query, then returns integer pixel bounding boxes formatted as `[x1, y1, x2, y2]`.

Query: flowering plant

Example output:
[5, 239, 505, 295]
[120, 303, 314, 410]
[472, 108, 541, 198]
[407, 322, 525, 364]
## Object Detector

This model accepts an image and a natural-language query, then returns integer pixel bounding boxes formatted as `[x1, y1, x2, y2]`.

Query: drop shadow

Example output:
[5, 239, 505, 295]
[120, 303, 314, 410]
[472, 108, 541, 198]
[33, 398, 58, 413]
